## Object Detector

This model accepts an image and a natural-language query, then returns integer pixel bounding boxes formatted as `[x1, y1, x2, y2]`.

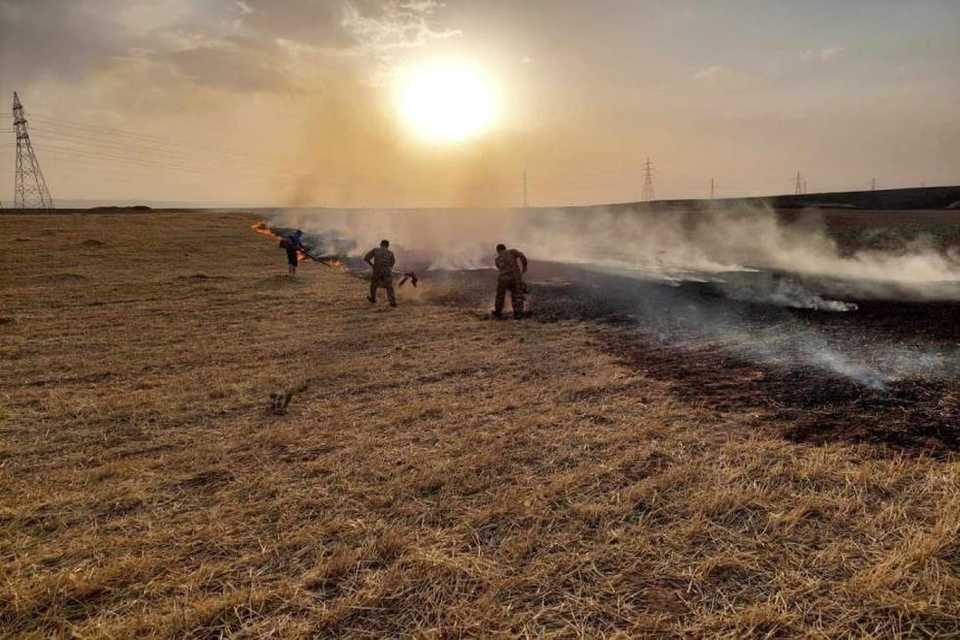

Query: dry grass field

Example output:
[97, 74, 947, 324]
[2, 212, 959, 639]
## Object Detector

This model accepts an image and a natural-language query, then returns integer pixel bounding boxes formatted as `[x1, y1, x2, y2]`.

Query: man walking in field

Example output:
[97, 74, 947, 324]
[364, 239, 397, 307]
[280, 229, 306, 276]
[493, 243, 528, 319]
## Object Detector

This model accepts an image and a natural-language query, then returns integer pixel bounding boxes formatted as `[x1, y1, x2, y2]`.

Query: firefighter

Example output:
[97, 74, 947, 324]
[493, 243, 528, 319]
[364, 239, 397, 307]
[280, 229, 306, 276]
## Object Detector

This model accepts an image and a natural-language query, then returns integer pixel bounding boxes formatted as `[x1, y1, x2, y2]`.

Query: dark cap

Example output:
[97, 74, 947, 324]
[380, 239, 390, 247]
[496, 243, 506, 252]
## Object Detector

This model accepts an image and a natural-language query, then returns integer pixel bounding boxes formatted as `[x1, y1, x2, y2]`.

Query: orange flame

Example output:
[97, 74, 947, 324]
[250, 221, 309, 262]
[250, 221, 346, 268]
[251, 221, 279, 239]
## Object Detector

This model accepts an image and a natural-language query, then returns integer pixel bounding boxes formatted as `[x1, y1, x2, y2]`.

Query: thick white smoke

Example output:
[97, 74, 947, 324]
[277, 203, 960, 305]
[270, 203, 960, 389]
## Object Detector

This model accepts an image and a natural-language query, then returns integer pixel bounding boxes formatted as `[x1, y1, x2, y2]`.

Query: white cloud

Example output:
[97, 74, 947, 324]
[341, 0, 461, 58]
[819, 46, 845, 61]
[694, 64, 728, 80]
[801, 46, 846, 62]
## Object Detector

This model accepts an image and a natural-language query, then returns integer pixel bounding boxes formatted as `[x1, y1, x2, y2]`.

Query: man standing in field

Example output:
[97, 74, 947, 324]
[280, 229, 305, 276]
[493, 243, 528, 319]
[364, 239, 397, 307]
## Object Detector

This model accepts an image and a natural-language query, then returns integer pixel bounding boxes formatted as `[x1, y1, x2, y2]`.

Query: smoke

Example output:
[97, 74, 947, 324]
[719, 273, 858, 312]
[277, 202, 960, 304]
[269, 203, 960, 388]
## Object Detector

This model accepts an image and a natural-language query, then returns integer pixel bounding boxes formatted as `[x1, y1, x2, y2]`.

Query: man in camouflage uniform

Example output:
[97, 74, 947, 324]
[364, 239, 397, 307]
[493, 243, 528, 319]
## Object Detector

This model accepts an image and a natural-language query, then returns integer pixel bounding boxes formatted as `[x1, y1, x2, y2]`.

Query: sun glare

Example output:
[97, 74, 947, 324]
[395, 60, 500, 144]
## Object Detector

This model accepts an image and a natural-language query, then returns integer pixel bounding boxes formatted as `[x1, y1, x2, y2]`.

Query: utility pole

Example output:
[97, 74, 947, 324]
[794, 171, 804, 196]
[641, 158, 655, 202]
[522, 169, 528, 208]
[12, 92, 53, 209]
[710, 178, 715, 199]
[871, 177, 877, 191]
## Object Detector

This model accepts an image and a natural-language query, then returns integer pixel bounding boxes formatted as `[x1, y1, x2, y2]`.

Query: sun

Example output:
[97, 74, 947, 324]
[395, 60, 500, 144]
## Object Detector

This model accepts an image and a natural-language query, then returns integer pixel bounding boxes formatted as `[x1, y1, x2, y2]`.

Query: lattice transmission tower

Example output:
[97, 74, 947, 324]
[641, 158, 655, 202]
[12, 92, 54, 209]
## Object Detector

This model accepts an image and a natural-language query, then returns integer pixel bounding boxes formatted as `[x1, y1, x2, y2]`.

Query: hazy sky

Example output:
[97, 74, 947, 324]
[1, 0, 958, 207]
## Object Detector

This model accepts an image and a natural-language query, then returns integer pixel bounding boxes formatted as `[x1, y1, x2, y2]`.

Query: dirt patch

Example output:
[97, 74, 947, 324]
[80, 239, 104, 247]
[0, 317, 14, 326]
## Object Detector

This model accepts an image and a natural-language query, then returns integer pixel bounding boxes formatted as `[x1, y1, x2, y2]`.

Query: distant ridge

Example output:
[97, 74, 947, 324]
[605, 185, 960, 212]
[2, 186, 958, 214]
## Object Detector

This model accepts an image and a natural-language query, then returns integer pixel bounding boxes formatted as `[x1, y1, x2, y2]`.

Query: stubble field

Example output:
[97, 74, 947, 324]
[2, 211, 959, 639]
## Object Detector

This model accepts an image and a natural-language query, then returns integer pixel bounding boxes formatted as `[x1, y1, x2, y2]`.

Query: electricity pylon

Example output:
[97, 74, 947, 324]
[641, 158, 655, 202]
[12, 92, 54, 209]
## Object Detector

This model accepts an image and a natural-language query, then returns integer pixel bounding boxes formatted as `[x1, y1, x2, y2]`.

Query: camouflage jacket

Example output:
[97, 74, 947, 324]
[364, 247, 396, 276]
[495, 248, 528, 280]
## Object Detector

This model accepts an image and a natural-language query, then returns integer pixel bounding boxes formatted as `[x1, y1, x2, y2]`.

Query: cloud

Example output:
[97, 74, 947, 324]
[341, 0, 461, 58]
[155, 36, 300, 93]
[692, 64, 751, 87]
[0, 0, 133, 83]
[1, 0, 460, 98]
[801, 46, 846, 62]
[693, 65, 728, 81]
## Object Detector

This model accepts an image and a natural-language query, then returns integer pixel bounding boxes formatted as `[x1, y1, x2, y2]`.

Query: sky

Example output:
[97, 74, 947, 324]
[1, 0, 958, 207]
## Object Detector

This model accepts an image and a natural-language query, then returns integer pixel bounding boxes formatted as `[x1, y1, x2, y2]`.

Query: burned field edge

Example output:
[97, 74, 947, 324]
[2, 211, 960, 639]
[422, 255, 960, 455]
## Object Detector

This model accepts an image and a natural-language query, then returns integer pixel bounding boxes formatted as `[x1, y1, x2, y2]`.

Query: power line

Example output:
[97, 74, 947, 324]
[25, 126, 300, 179]
[10, 121, 302, 181]
[27, 114, 278, 165]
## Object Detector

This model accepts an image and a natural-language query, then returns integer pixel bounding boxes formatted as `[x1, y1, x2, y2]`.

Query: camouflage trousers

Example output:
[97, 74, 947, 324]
[495, 277, 525, 318]
[370, 273, 396, 305]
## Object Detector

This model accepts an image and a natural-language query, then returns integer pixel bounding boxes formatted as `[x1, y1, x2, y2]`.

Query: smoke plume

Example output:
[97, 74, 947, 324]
[278, 203, 960, 302]
[271, 203, 960, 388]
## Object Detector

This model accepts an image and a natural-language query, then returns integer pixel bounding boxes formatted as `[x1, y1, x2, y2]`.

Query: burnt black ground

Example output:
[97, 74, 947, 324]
[410, 261, 960, 455]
